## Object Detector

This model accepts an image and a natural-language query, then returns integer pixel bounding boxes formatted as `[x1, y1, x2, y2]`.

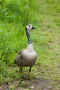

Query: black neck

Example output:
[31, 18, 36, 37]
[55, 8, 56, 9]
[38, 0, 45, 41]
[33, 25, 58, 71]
[26, 28, 32, 44]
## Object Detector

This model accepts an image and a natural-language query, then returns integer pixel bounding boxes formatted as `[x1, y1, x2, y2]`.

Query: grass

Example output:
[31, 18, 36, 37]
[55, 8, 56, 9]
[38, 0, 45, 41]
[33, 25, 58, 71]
[0, 0, 60, 90]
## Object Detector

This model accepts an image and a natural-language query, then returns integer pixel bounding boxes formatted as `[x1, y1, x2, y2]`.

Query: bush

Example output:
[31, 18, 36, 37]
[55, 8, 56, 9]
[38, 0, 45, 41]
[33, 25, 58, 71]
[0, 0, 37, 25]
[0, 0, 37, 80]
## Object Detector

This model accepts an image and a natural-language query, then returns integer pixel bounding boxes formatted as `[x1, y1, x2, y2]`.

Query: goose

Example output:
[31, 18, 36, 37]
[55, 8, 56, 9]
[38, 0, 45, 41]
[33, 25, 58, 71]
[14, 24, 37, 72]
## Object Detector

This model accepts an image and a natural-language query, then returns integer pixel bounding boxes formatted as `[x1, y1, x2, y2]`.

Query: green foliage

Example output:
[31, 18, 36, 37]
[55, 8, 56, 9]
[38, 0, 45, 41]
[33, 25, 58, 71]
[0, 0, 37, 82]
[0, 0, 37, 25]
[10, 85, 15, 90]
[0, 0, 60, 88]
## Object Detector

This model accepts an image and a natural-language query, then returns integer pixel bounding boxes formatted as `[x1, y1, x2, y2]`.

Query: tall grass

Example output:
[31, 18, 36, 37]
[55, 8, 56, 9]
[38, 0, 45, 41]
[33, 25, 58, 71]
[0, 0, 37, 82]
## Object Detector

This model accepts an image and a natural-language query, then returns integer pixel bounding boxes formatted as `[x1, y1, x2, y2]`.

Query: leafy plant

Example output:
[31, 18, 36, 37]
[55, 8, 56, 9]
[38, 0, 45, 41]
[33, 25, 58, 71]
[0, 0, 37, 82]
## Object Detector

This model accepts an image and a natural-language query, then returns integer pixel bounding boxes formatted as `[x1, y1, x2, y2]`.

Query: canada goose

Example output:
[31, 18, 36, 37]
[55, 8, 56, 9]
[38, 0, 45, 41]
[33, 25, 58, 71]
[14, 24, 37, 72]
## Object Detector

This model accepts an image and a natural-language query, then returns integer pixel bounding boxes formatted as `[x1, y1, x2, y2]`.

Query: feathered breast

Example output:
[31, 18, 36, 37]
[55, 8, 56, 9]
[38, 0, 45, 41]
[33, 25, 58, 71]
[15, 49, 37, 67]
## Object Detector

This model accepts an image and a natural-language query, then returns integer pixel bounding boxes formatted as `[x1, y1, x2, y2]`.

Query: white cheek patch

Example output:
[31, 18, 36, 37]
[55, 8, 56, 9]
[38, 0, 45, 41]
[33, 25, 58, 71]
[26, 24, 32, 30]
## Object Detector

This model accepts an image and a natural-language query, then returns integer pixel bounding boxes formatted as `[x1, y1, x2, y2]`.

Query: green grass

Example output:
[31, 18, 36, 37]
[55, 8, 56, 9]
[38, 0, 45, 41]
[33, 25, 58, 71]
[0, 0, 60, 90]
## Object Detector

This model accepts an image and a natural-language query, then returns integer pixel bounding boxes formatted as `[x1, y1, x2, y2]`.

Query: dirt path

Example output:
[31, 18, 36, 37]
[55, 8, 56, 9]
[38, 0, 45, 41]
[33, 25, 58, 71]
[0, 74, 60, 90]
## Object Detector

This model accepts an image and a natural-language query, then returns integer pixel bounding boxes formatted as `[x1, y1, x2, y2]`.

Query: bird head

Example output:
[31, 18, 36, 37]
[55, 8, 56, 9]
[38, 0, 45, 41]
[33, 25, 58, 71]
[25, 24, 36, 32]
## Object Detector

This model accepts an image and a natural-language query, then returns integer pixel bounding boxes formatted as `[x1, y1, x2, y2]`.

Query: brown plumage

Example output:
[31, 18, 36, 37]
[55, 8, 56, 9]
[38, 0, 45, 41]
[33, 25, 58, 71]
[14, 24, 37, 72]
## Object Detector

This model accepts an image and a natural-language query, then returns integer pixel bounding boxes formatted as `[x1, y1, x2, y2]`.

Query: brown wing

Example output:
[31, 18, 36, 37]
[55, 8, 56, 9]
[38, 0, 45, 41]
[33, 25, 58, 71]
[14, 49, 24, 64]
[14, 49, 37, 67]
